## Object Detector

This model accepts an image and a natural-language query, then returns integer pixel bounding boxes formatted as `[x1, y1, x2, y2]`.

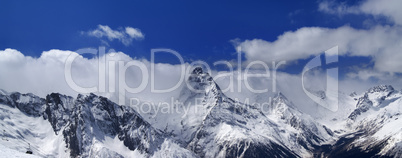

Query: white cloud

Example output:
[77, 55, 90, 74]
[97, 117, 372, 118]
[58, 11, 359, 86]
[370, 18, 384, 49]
[347, 70, 388, 81]
[1, 48, 401, 116]
[85, 25, 144, 46]
[319, 0, 402, 25]
[0, 48, 26, 63]
[0, 48, 192, 106]
[318, 1, 359, 15]
[236, 25, 402, 73]
[360, 0, 402, 25]
[125, 27, 144, 39]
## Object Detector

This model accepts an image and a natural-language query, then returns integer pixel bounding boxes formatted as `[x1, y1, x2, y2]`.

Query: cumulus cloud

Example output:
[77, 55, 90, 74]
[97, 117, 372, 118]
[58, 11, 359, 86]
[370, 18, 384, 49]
[236, 25, 402, 73]
[0, 48, 26, 63]
[319, 0, 402, 25]
[85, 25, 144, 46]
[0, 49, 95, 97]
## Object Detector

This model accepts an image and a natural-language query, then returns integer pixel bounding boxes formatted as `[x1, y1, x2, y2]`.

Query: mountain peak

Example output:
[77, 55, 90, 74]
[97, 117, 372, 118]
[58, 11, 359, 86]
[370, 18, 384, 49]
[274, 92, 286, 100]
[186, 67, 218, 92]
[348, 85, 397, 121]
[272, 92, 293, 107]
[191, 67, 205, 75]
[367, 85, 394, 93]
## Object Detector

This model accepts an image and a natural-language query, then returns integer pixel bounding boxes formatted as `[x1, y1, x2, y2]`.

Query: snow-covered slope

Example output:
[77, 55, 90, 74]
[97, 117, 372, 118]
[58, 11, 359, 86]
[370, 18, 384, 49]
[0, 100, 68, 157]
[0, 143, 42, 158]
[319, 85, 402, 157]
[139, 67, 223, 144]
[263, 93, 335, 153]
[186, 93, 299, 157]
[141, 67, 335, 157]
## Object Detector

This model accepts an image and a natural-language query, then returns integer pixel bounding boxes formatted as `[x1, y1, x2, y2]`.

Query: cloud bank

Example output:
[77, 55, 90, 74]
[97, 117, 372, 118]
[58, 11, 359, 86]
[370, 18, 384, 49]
[0, 48, 183, 103]
[2, 48, 399, 116]
[236, 25, 402, 73]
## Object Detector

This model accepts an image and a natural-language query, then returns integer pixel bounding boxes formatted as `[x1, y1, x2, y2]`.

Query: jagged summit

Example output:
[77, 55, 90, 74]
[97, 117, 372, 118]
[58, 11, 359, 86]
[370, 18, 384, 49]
[348, 85, 399, 121]
[274, 91, 286, 98]
[143, 66, 226, 145]
[191, 67, 205, 75]
[326, 85, 402, 157]
[186, 67, 221, 93]
[188, 67, 212, 80]
[0, 91, 45, 117]
[272, 92, 292, 105]
[367, 85, 394, 93]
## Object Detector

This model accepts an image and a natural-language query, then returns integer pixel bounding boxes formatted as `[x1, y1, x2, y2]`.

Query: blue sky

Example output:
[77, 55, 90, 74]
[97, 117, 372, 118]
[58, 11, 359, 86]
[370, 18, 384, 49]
[0, 1, 361, 59]
[0, 0, 401, 79]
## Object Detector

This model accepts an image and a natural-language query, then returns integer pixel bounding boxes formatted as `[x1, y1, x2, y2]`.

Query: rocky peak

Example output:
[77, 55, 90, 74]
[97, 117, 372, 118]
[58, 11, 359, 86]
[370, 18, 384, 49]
[186, 67, 221, 94]
[191, 67, 204, 75]
[348, 85, 396, 121]
[270, 92, 296, 112]
[6, 92, 45, 117]
[188, 67, 213, 82]
[44, 93, 75, 133]
[0, 91, 15, 107]
[273, 92, 289, 104]
[367, 85, 394, 93]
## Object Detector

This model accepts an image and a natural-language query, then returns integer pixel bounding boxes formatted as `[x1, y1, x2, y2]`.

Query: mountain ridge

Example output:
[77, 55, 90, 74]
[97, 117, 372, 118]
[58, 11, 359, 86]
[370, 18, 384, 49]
[0, 68, 401, 157]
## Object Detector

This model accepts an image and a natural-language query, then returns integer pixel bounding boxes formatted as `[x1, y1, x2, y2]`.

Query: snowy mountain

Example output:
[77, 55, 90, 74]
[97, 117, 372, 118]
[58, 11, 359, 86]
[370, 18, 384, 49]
[0, 91, 192, 157]
[0, 68, 402, 157]
[263, 93, 335, 154]
[319, 85, 402, 158]
[141, 67, 333, 157]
